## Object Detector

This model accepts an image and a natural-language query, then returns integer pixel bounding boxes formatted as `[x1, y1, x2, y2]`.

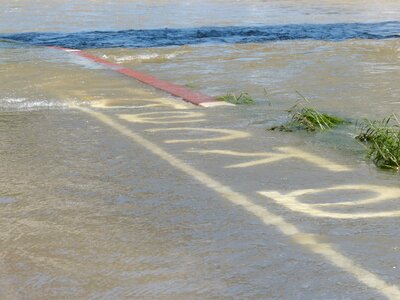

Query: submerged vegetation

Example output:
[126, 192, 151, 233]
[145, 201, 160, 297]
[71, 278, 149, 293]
[288, 102, 345, 131]
[267, 91, 399, 171]
[216, 92, 255, 105]
[356, 115, 400, 170]
[270, 92, 346, 132]
[184, 82, 198, 89]
[213, 88, 399, 172]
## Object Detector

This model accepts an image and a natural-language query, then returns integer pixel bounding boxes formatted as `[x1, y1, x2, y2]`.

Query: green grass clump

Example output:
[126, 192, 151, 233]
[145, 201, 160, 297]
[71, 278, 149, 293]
[270, 93, 345, 132]
[288, 102, 345, 131]
[216, 92, 255, 105]
[356, 114, 400, 170]
[184, 82, 198, 89]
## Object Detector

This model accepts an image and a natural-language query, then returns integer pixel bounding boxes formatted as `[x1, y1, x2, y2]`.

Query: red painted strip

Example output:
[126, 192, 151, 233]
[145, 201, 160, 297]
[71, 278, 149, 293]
[48, 46, 215, 105]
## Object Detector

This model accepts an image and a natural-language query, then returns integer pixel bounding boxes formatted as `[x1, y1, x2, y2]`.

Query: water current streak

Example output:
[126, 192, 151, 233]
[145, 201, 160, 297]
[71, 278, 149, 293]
[2, 22, 399, 49]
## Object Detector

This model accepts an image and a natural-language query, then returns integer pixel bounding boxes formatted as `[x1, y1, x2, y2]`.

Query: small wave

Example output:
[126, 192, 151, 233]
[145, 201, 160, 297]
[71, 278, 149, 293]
[103, 53, 180, 63]
[2, 22, 399, 49]
[0, 98, 71, 111]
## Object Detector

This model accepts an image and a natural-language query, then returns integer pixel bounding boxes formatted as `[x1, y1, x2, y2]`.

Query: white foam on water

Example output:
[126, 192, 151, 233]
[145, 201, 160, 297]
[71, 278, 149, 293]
[0, 97, 78, 111]
[103, 52, 181, 64]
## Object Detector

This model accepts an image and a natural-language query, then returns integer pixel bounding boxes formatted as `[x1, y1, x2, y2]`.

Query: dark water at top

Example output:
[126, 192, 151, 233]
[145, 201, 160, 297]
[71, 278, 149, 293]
[2, 21, 400, 49]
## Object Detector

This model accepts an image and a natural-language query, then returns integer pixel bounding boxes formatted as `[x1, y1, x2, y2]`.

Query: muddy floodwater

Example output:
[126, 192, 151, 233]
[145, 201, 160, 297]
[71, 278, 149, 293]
[1, 1, 400, 299]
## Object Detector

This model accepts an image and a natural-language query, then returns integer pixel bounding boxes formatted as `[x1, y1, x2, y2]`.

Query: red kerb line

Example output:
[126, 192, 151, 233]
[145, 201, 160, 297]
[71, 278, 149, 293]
[48, 46, 219, 106]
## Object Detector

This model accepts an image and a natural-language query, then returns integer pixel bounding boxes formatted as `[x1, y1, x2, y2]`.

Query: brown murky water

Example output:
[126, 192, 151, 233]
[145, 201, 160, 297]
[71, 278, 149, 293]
[1, 1, 400, 299]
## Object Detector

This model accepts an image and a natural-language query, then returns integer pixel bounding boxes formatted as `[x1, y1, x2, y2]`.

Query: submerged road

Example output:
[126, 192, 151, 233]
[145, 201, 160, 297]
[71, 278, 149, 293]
[1, 69, 400, 298]
[78, 106, 400, 299]
[1, 0, 400, 298]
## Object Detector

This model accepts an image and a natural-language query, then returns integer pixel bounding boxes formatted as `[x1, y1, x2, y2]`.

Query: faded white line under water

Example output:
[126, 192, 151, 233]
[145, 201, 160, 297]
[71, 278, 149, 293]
[259, 185, 400, 219]
[77, 106, 400, 299]
[189, 147, 352, 171]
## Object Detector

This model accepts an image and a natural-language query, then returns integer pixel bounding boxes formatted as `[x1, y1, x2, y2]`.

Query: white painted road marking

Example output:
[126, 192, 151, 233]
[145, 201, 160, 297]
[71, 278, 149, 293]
[260, 184, 400, 219]
[78, 106, 400, 299]
[190, 147, 352, 171]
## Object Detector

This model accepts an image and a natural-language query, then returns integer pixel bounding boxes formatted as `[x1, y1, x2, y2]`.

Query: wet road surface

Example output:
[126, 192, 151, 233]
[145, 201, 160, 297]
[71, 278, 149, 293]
[1, 69, 400, 298]
[1, 0, 400, 299]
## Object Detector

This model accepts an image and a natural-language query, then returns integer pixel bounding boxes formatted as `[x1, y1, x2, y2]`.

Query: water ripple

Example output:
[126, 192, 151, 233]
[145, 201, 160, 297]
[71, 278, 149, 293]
[2, 21, 399, 49]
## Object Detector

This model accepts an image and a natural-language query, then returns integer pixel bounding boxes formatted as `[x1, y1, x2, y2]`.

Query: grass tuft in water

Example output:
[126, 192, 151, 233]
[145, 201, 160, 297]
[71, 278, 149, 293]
[289, 103, 345, 131]
[184, 82, 198, 89]
[356, 114, 400, 170]
[216, 92, 255, 105]
[270, 92, 346, 132]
